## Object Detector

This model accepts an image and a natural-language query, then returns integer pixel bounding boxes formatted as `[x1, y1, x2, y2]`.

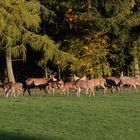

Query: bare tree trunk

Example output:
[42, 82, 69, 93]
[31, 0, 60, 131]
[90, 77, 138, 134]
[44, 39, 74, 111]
[58, 68, 61, 80]
[6, 48, 16, 83]
[133, 43, 140, 77]
[134, 57, 139, 77]
[88, 0, 92, 9]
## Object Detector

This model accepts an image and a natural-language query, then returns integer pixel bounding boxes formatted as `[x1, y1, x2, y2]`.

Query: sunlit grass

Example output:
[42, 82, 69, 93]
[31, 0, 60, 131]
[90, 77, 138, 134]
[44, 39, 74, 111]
[0, 89, 140, 140]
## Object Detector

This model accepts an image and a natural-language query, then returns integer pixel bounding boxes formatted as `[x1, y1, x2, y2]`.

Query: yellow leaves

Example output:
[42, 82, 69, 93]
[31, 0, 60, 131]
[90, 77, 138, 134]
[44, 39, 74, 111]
[127, 17, 140, 27]
[68, 33, 111, 76]
[120, 0, 135, 15]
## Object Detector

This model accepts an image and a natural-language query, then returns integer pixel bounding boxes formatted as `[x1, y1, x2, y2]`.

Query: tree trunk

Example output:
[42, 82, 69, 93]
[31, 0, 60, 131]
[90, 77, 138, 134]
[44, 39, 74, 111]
[133, 42, 140, 77]
[134, 57, 139, 77]
[88, 0, 92, 9]
[6, 48, 16, 83]
[58, 68, 61, 80]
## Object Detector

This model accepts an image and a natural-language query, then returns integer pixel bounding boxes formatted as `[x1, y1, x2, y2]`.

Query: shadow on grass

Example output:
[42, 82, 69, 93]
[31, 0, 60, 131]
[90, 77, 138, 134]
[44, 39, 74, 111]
[0, 130, 62, 140]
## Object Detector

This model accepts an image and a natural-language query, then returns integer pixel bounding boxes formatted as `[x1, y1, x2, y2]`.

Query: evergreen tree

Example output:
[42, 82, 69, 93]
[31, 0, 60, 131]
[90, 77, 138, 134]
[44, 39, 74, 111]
[0, 0, 67, 82]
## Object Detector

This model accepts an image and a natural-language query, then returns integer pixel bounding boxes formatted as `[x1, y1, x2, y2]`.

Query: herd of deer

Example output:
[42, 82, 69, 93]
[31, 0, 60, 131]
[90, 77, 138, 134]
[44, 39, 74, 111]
[0, 72, 140, 98]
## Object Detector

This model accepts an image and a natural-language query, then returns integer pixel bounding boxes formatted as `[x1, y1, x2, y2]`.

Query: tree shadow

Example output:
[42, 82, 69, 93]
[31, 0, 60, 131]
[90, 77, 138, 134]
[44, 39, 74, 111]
[0, 130, 62, 140]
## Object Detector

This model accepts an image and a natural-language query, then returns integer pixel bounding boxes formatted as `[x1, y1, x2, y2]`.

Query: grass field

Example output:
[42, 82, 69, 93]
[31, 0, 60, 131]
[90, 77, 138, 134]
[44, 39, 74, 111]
[0, 90, 140, 140]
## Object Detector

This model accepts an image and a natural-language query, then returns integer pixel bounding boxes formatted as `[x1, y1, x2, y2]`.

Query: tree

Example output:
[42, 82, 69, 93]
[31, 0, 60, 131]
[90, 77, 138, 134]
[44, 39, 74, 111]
[0, 0, 62, 82]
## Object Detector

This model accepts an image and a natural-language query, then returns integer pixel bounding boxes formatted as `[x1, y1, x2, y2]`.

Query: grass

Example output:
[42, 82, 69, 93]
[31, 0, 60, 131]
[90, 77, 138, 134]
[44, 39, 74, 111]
[0, 89, 140, 140]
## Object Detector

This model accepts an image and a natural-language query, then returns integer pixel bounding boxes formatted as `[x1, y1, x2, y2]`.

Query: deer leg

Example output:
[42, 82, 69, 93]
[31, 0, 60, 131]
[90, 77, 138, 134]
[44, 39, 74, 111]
[120, 84, 124, 92]
[43, 87, 48, 95]
[61, 88, 66, 96]
[66, 88, 70, 96]
[6, 89, 11, 98]
[129, 85, 132, 92]
[27, 88, 31, 96]
[6, 91, 9, 98]
[5, 87, 11, 97]
[13, 90, 16, 97]
[23, 87, 28, 95]
[47, 88, 51, 95]
[116, 86, 120, 93]
[87, 88, 92, 97]
[52, 88, 55, 95]
[133, 85, 137, 92]
[85, 88, 89, 96]
[76, 88, 81, 97]
[90, 88, 95, 97]
[20, 88, 24, 97]
[78, 88, 81, 97]
[103, 86, 107, 95]
[17, 89, 20, 97]
[101, 84, 106, 95]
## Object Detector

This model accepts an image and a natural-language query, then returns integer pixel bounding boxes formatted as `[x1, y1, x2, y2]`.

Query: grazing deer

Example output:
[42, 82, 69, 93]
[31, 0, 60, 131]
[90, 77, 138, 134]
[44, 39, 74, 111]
[5, 82, 23, 98]
[106, 76, 121, 93]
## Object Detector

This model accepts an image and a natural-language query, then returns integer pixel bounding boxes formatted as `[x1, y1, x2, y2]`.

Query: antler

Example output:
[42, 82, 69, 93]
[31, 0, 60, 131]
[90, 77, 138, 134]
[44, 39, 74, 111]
[41, 66, 57, 78]
[41, 66, 52, 77]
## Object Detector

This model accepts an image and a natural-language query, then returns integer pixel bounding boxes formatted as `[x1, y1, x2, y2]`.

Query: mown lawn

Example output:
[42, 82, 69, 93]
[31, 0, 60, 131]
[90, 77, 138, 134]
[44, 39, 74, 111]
[0, 90, 140, 140]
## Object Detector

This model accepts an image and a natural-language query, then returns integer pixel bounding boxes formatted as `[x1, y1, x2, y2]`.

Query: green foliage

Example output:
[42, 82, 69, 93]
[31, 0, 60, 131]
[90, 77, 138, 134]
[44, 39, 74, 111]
[0, 0, 72, 70]
[0, 0, 140, 79]
[61, 33, 111, 77]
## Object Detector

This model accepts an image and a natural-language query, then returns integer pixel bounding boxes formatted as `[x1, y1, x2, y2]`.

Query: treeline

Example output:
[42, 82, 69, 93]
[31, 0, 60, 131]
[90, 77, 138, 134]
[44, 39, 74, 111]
[0, 0, 140, 82]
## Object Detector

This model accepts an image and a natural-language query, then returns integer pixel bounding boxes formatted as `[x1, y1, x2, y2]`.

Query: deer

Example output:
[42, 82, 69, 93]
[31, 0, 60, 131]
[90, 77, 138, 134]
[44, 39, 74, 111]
[4, 82, 23, 98]
[58, 75, 89, 96]
[106, 76, 122, 93]
[58, 80, 76, 96]
[47, 81, 60, 95]
[75, 77, 107, 97]
[23, 66, 57, 96]
[72, 74, 88, 82]
[119, 73, 140, 92]
[2, 82, 13, 95]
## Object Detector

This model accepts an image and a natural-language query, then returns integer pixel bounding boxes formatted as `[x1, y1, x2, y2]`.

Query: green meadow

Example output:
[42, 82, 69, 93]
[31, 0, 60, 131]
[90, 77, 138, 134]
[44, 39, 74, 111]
[0, 90, 140, 140]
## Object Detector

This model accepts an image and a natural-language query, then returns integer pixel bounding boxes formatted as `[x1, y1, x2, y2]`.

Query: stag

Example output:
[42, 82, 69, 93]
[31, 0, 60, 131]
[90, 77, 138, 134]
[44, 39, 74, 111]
[24, 67, 57, 96]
